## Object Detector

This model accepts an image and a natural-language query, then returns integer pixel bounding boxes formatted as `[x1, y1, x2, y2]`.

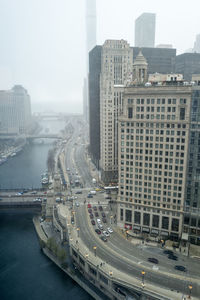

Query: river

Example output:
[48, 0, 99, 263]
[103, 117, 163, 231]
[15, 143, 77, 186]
[0, 119, 92, 300]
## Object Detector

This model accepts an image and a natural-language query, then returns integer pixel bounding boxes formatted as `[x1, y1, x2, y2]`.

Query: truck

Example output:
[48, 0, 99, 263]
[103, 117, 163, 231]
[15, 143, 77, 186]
[92, 178, 96, 184]
[90, 190, 96, 195]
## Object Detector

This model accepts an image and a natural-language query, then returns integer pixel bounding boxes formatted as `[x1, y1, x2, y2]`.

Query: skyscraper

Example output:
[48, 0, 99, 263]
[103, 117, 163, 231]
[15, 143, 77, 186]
[117, 78, 192, 241]
[135, 13, 156, 48]
[0, 85, 31, 135]
[193, 33, 200, 53]
[99, 40, 133, 183]
[83, 0, 97, 121]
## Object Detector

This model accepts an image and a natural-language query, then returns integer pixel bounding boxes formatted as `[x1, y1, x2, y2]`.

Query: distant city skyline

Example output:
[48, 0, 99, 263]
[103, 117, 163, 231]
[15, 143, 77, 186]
[0, 0, 200, 113]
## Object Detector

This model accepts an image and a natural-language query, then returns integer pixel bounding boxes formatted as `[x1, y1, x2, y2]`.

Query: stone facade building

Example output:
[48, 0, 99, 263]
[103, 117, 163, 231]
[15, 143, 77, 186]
[0, 85, 31, 135]
[99, 40, 133, 183]
[117, 82, 192, 240]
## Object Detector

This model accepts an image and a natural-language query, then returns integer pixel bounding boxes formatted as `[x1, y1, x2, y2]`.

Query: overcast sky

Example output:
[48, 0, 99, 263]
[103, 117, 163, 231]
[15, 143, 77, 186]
[0, 0, 199, 113]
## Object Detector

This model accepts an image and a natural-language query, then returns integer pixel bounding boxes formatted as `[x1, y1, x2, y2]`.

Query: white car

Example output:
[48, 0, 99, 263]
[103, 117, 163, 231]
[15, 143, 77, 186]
[75, 202, 79, 207]
[103, 230, 110, 237]
[97, 218, 101, 224]
[98, 224, 103, 230]
[107, 227, 113, 233]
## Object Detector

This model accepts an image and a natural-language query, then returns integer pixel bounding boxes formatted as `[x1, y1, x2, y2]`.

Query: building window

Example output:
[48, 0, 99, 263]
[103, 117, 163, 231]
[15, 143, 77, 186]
[134, 211, 141, 224]
[125, 210, 132, 222]
[152, 215, 159, 228]
[180, 108, 185, 120]
[143, 213, 150, 226]
[162, 216, 169, 230]
[120, 209, 123, 221]
[171, 218, 179, 232]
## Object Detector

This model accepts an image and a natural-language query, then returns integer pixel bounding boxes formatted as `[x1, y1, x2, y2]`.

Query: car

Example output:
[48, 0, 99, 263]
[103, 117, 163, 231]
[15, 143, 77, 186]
[107, 227, 113, 233]
[174, 265, 187, 272]
[105, 196, 111, 199]
[168, 254, 178, 261]
[95, 228, 101, 235]
[97, 218, 101, 223]
[75, 202, 79, 207]
[95, 212, 99, 217]
[148, 258, 159, 264]
[102, 218, 107, 223]
[31, 191, 37, 194]
[100, 236, 107, 242]
[99, 205, 103, 211]
[87, 194, 93, 198]
[103, 230, 110, 237]
[75, 191, 82, 194]
[163, 250, 174, 255]
[87, 204, 91, 208]
[98, 223, 103, 230]
[91, 220, 95, 225]
[102, 212, 106, 217]
[93, 206, 97, 211]
[88, 208, 92, 213]
[89, 214, 94, 219]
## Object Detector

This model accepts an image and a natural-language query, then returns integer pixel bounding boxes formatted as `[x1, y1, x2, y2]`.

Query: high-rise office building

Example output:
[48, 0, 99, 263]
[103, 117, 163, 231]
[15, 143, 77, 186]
[193, 34, 200, 53]
[83, 0, 97, 121]
[183, 79, 200, 245]
[89, 46, 102, 168]
[176, 53, 200, 81]
[135, 13, 156, 48]
[133, 47, 176, 74]
[99, 40, 133, 184]
[117, 66, 193, 240]
[0, 85, 32, 135]
[89, 44, 177, 182]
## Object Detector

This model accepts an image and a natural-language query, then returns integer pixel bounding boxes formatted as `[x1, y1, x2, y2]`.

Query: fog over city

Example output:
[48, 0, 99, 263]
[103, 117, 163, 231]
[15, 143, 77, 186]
[0, 0, 199, 113]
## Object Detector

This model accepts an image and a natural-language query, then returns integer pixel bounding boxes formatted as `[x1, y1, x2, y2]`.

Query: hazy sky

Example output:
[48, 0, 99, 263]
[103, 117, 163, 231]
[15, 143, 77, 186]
[0, 0, 200, 113]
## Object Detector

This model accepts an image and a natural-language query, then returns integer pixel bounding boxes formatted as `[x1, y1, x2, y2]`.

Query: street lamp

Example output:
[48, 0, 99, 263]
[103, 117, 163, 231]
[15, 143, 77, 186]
[141, 270, 145, 288]
[93, 246, 97, 257]
[85, 253, 89, 259]
[126, 230, 129, 240]
[77, 227, 80, 237]
[188, 285, 192, 299]
[109, 271, 113, 277]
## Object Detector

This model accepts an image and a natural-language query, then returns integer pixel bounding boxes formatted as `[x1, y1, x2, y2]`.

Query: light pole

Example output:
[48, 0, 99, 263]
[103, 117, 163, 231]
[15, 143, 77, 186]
[141, 270, 145, 288]
[126, 230, 129, 240]
[109, 271, 113, 277]
[93, 246, 97, 257]
[85, 253, 89, 260]
[188, 285, 192, 299]
[77, 227, 80, 237]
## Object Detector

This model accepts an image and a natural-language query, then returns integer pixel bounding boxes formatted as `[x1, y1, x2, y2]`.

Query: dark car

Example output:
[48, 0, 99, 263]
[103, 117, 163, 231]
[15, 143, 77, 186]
[163, 250, 174, 255]
[100, 236, 107, 242]
[75, 191, 82, 194]
[99, 205, 103, 211]
[95, 212, 99, 217]
[90, 214, 94, 219]
[148, 257, 159, 264]
[174, 265, 186, 272]
[102, 218, 107, 223]
[93, 206, 97, 211]
[168, 254, 178, 261]
[91, 220, 95, 226]
[95, 228, 101, 235]
[102, 212, 106, 218]
[88, 208, 92, 213]
[87, 194, 93, 198]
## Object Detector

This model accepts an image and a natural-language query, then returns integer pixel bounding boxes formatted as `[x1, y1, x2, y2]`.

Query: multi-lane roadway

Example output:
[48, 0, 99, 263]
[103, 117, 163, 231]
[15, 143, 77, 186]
[65, 120, 200, 298]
